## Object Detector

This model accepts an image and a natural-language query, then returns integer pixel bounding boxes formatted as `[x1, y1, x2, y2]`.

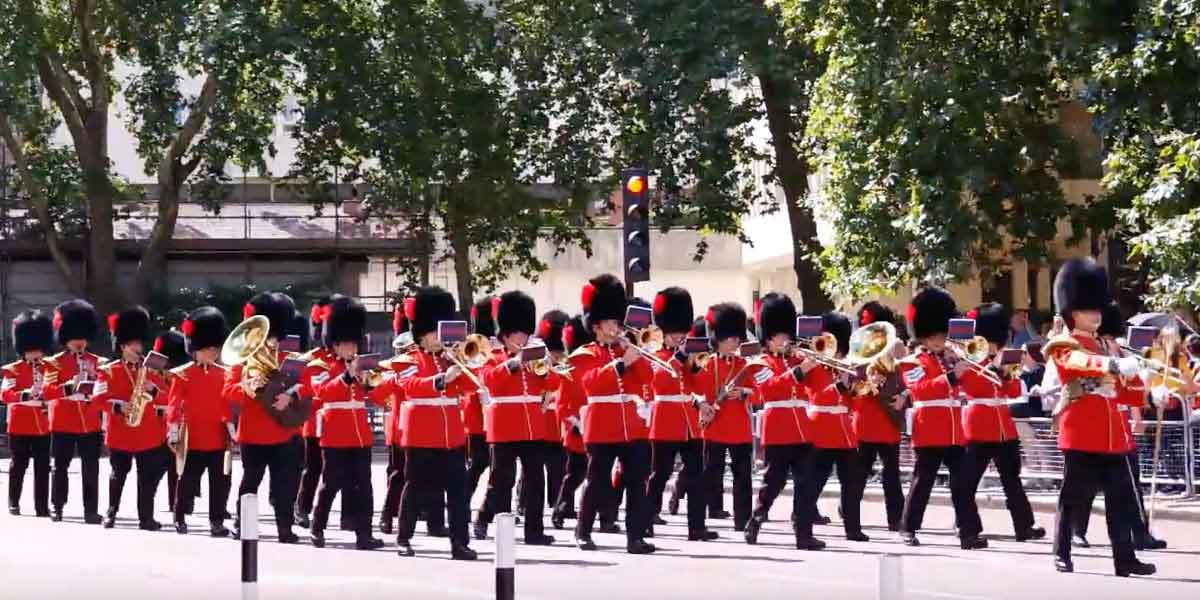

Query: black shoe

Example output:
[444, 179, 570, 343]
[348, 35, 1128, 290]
[451, 542, 478, 561]
[396, 540, 415, 557]
[709, 509, 731, 520]
[294, 512, 311, 529]
[526, 534, 555, 546]
[84, 512, 102, 525]
[734, 521, 747, 533]
[1055, 557, 1074, 573]
[232, 527, 240, 540]
[103, 512, 117, 529]
[846, 531, 870, 542]
[174, 521, 189, 535]
[887, 522, 900, 532]
[960, 536, 988, 550]
[1114, 560, 1156, 577]
[1015, 526, 1046, 542]
[598, 522, 621, 534]
[1072, 534, 1090, 548]
[627, 539, 656, 554]
[311, 530, 326, 548]
[36, 510, 50, 518]
[379, 519, 393, 536]
[744, 519, 762, 545]
[210, 523, 230, 538]
[901, 532, 920, 546]
[795, 535, 826, 551]
[8, 506, 18, 516]
[139, 519, 162, 531]
[668, 494, 680, 515]
[356, 536, 385, 550]
[551, 513, 566, 530]
[814, 514, 831, 526]
[652, 515, 667, 526]
[575, 535, 597, 551]
[690, 529, 719, 541]
[278, 530, 300, 544]
[645, 524, 655, 538]
[51, 510, 63, 522]
[427, 523, 448, 538]
[1135, 535, 1168, 551]
[472, 519, 488, 540]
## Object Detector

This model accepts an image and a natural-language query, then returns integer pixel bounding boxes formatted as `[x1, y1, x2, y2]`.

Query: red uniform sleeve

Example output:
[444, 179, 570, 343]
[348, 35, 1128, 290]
[899, 356, 953, 399]
[1050, 347, 1111, 382]
[223, 363, 250, 407]
[1117, 374, 1146, 407]
[311, 366, 345, 409]
[93, 367, 113, 411]
[165, 377, 185, 424]
[1, 367, 21, 404]
[39, 363, 64, 401]
[151, 372, 170, 407]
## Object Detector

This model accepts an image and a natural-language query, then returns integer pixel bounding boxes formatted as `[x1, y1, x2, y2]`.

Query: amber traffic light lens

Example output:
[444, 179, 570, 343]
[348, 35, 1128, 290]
[626, 176, 646, 195]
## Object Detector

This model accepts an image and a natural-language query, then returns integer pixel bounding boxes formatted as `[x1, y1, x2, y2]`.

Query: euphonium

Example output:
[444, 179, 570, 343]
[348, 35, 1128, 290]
[847, 321, 899, 394]
[222, 315, 311, 428]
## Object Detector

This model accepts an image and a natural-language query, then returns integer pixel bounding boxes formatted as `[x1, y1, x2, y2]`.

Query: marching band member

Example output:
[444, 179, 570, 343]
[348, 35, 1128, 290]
[464, 296, 497, 503]
[695, 303, 760, 534]
[472, 291, 557, 545]
[153, 329, 189, 514]
[850, 302, 906, 532]
[743, 293, 809, 545]
[1049, 260, 1157, 576]
[379, 301, 409, 534]
[46, 299, 104, 524]
[551, 314, 592, 529]
[305, 296, 386, 550]
[523, 310, 569, 521]
[391, 286, 477, 560]
[166, 307, 232, 537]
[645, 287, 718, 541]
[792, 312, 869, 549]
[295, 295, 336, 529]
[897, 287, 986, 549]
[570, 274, 656, 554]
[958, 303, 1044, 542]
[3, 311, 56, 517]
[223, 291, 304, 543]
[97, 306, 170, 530]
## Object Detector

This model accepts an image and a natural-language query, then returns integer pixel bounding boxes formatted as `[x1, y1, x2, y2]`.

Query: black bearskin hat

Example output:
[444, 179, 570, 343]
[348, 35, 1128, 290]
[706, 303, 747, 343]
[13, 310, 53, 354]
[907, 287, 956, 340]
[472, 296, 497, 338]
[1098, 300, 1125, 339]
[309, 294, 345, 346]
[968, 302, 1010, 347]
[393, 298, 412, 335]
[109, 306, 151, 351]
[652, 287, 693, 334]
[243, 292, 295, 339]
[53, 299, 98, 346]
[411, 286, 456, 339]
[581, 274, 627, 331]
[757, 293, 797, 341]
[182, 306, 228, 354]
[289, 310, 310, 352]
[323, 296, 367, 347]
[563, 313, 594, 353]
[857, 301, 897, 328]
[538, 310, 569, 353]
[153, 330, 189, 369]
[496, 291, 537, 337]
[821, 312, 852, 357]
[1054, 257, 1111, 317]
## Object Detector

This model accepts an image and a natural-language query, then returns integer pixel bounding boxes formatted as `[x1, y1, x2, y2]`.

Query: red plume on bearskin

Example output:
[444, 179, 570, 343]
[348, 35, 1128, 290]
[538, 318, 552, 339]
[470, 303, 477, 320]
[580, 282, 596, 310]
[652, 293, 666, 315]
[754, 298, 763, 321]
[310, 304, 323, 324]
[403, 297, 416, 321]
[107, 313, 119, 333]
[322, 304, 333, 321]
[181, 319, 195, 338]
[243, 303, 255, 320]
[860, 309, 874, 325]
[906, 304, 916, 324]
[563, 324, 575, 349]
[52, 310, 63, 332]
[705, 308, 715, 326]
[491, 296, 502, 321]
[153, 337, 163, 352]
[966, 309, 978, 320]
[393, 306, 403, 334]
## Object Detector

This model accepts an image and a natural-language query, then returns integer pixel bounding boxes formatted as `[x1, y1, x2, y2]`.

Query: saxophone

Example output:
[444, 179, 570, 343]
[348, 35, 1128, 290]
[124, 356, 153, 428]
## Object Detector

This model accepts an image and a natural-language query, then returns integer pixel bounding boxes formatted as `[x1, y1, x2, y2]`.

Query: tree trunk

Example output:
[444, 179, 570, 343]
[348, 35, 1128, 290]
[133, 181, 181, 304]
[446, 205, 474, 311]
[756, 72, 833, 314]
[80, 161, 124, 313]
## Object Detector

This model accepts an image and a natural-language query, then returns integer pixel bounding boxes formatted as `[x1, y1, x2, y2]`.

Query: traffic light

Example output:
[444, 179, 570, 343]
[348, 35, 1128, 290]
[622, 168, 650, 285]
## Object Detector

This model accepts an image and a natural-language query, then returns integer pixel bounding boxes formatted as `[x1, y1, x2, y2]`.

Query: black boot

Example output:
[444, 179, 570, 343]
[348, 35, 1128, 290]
[795, 535, 826, 551]
[846, 530, 870, 542]
[1135, 535, 1167, 550]
[709, 509, 731, 519]
[210, 523, 230, 538]
[1114, 560, 1156, 577]
[427, 522, 448, 537]
[451, 541, 478, 561]
[7, 505, 18, 516]
[627, 538, 656, 554]
[294, 510, 311, 529]
[960, 536, 989, 550]
[310, 529, 326, 548]
[526, 533, 555, 546]
[575, 535, 597, 551]
[1054, 557, 1073, 573]
[472, 518, 488, 541]
[901, 531, 920, 546]
[1071, 533, 1089, 548]
[652, 515, 667, 526]
[744, 518, 762, 545]
[1015, 526, 1046, 542]
[379, 518, 394, 536]
[689, 529, 719, 541]
[551, 512, 566, 530]
[356, 535, 385, 550]
[396, 539, 415, 557]
[103, 509, 117, 529]
[174, 520, 189, 535]
[51, 509, 64, 522]
[139, 519, 162, 531]
[277, 529, 300, 544]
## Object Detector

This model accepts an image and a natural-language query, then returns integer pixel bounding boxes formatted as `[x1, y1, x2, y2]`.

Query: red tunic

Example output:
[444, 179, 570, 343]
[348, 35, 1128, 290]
[852, 390, 902, 445]
[393, 348, 474, 449]
[752, 352, 810, 446]
[694, 354, 761, 445]
[222, 350, 304, 446]
[898, 349, 965, 448]
[377, 358, 409, 447]
[45, 351, 104, 433]
[573, 342, 652, 444]
[800, 365, 857, 449]
[300, 347, 336, 438]
[461, 348, 505, 436]
[480, 352, 558, 443]
[960, 366, 1022, 443]
[648, 348, 700, 442]
[165, 362, 232, 452]
[556, 376, 587, 453]
[1, 360, 57, 436]
[1051, 333, 1144, 454]
[98, 361, 168, 453]
[307, 356, 387, 448]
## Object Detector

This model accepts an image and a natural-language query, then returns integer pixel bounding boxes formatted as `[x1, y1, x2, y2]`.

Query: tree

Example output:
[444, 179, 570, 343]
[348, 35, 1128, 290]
[0, 0, 291, 311]
[786, 0, 1079, 300]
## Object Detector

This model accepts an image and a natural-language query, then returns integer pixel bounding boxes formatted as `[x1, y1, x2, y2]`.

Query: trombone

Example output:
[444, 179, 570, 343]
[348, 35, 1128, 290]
[443, 333, 491, 390]
[946, 336, 1003, 385]
[621, 325, 680, 378]
[789, 331, 857, 375]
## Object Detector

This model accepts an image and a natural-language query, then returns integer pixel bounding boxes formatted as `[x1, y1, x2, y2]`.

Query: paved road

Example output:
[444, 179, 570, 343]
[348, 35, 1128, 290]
[2, 460, 1197, 599]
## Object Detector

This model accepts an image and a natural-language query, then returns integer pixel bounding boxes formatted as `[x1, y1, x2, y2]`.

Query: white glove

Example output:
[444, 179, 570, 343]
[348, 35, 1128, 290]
[567, 415, 582, 432]
[1113, 356, 1140, 379]
[167, 426, 179, 445]
[478, 389, 492, 406]
[636, 402, 652, 423]
[67, 393, 86, 402]
[1150, 387, 1172, 410]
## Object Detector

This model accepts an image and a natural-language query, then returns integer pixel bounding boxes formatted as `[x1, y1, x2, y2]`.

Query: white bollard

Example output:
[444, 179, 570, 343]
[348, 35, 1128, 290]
[241, 494, 258, 600]
[495, 512, 516, 600]
[877, 553, 903, 600]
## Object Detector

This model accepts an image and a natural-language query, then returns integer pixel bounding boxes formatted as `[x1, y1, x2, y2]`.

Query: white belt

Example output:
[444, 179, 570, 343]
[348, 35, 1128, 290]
[808, 405, 849, 415]
[407, 397, 459, 407]
[61, 395, 91, 402]
[966, 397, 1017, 407]
[656, 394, 691, 403]
[763, 400, 807, 410]
[588, 394, 638, 404]
[913, 399, 959, 409]
[490, 395, 541, 405]
[16, 400, 46, 408]
[322, 401, 365, 410]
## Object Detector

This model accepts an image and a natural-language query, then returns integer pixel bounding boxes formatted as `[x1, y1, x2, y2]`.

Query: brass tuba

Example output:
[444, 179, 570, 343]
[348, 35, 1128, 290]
[222, 315, 310, 428]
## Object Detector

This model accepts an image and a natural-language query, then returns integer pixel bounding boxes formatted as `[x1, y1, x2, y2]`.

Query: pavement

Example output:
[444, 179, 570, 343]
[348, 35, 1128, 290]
[3, 458, 1199, 600]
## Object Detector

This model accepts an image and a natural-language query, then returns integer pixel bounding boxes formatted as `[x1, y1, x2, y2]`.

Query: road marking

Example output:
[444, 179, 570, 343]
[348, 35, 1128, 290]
[745, 572, 990, 600]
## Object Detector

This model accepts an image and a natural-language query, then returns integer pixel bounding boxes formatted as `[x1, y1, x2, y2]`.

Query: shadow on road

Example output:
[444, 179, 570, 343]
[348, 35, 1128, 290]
[517, 558, 618, 567]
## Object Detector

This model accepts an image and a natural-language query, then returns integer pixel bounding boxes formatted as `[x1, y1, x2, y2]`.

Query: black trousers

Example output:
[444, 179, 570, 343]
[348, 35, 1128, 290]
[50, 431, 101, 514]
[648, 439, 706, 531]
[703, 441, 752, 528]
[397, 447, 470, 545]
[166, 453, 179, 512]
[109, 445, 170, 522]
[962, 440, 1035, 537]
[8, 434, 51, 513]
[237, 436, 303, 535]
[554, 449, 587, 517]
[479, 441, 546, 538]
[313, 447, 374, 540]
[576, 441, 651, 542]
[1054, 450, 1139, 564]
[1074, 450, 1153, 541]
[518, 441, 566, 512]
[175, 450, 230, 524]
[901, 445, 979, 537]
[296, 437, 350, 522]
[795, 448, 865, 537]
[854, 442, 903, 528]
[381, 445, 406, 521]
[465, 433, 490, 504]
[752, 443, 811, 524]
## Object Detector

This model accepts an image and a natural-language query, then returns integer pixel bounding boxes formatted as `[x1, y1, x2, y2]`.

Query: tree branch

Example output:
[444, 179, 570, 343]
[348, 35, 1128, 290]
[160, 74, 219, 181]
[34, 54, 90, 156]
[0, 113, 83, 296]
[74, 0, 106, 112]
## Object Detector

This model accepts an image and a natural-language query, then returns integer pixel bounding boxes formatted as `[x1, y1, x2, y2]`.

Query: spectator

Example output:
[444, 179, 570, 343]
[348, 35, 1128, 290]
[1009, 308, 1040, 348]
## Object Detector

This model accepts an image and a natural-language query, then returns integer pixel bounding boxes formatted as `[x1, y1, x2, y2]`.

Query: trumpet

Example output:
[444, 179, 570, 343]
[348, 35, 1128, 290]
[620, 325, 679, 378]
[789, 332, 857, 375]
[444, 333, 491, 389]
[946, 336, 1003, 385]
